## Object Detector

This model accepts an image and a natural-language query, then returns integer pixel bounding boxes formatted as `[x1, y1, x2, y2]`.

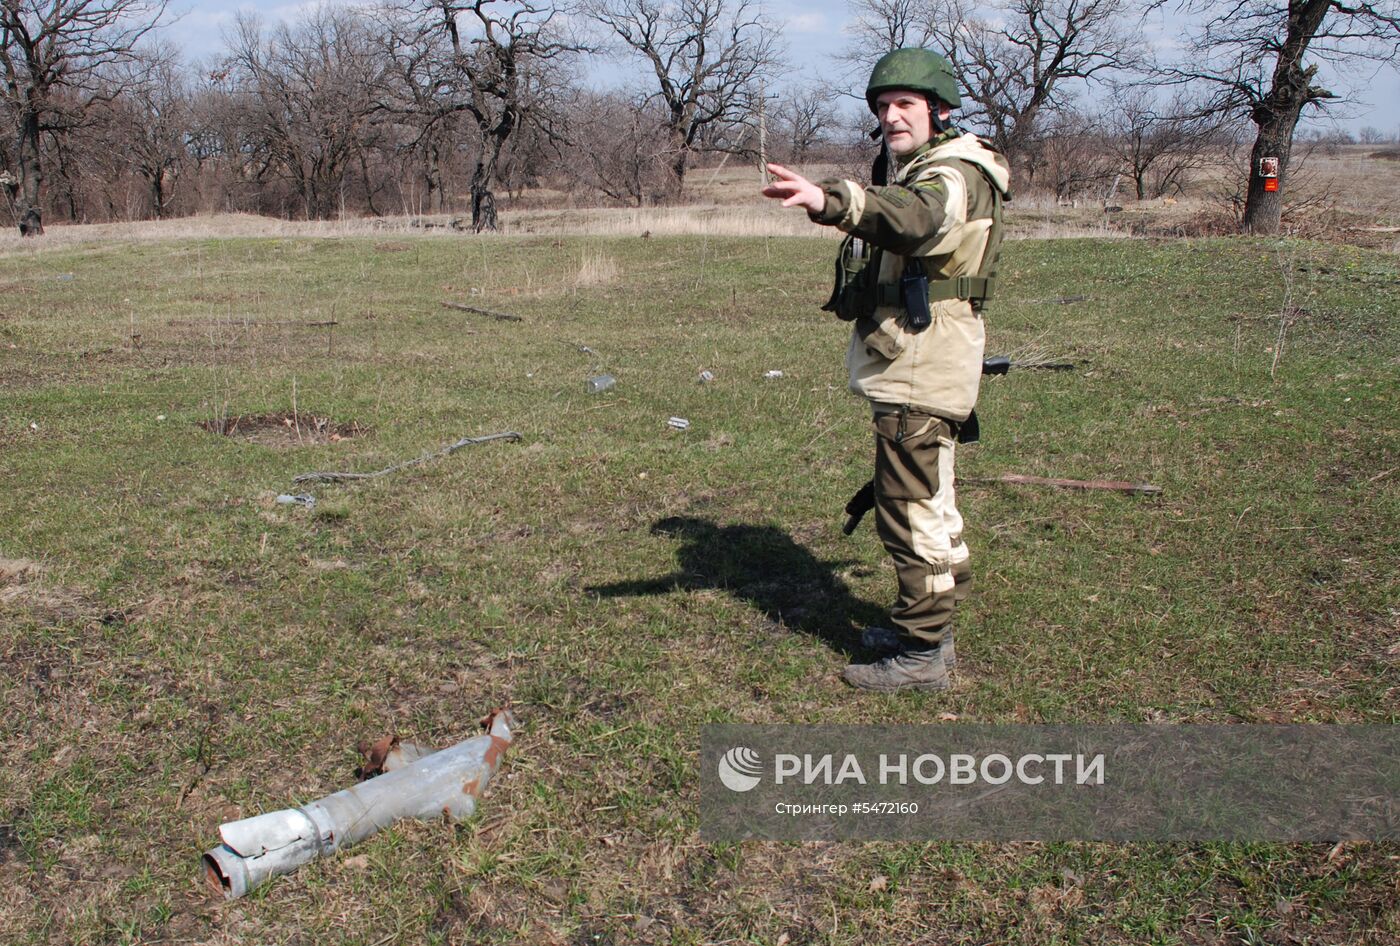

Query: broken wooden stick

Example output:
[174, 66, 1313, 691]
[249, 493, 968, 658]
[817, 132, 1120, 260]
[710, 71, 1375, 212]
[441, 301, 522, 322]
[964, 473, 1162, 496]
[293, 431, 522, 484]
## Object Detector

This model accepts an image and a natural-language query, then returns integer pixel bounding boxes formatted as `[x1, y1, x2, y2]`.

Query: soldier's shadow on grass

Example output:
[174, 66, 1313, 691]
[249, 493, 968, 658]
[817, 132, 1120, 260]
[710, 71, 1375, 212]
[587, 515, 886, 657]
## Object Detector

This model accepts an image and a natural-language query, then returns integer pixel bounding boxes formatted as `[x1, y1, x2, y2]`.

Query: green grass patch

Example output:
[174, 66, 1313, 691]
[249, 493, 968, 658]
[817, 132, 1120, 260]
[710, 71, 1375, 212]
[0, 233, 1396, 943]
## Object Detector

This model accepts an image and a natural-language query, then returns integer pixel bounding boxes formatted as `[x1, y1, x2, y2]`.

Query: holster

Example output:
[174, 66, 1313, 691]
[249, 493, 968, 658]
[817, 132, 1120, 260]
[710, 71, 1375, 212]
[842, 479, 876, 535]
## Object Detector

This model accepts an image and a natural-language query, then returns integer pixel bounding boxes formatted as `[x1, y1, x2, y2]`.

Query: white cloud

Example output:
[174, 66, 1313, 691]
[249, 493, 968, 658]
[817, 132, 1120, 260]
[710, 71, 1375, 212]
[785, 13, 827, 34]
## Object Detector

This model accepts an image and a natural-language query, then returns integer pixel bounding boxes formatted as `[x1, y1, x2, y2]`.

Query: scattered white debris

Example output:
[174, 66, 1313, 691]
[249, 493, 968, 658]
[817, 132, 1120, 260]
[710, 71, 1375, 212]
[764, 370, 784, 380]
[667, 417, 690, 430]
[698, 370, 715, 383]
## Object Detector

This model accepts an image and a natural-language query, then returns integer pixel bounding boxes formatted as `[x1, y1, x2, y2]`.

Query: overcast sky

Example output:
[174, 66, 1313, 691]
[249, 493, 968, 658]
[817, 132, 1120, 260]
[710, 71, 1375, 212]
[165, 0, 1400, 136]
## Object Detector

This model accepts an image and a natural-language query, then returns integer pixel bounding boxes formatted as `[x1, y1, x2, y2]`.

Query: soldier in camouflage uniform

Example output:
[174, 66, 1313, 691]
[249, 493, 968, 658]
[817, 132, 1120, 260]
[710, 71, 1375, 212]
[761, 48, 1010, 691]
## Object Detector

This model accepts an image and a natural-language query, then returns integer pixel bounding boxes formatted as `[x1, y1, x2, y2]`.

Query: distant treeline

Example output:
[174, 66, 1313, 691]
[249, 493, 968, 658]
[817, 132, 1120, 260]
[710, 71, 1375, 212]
[4, 0, 1398, 235]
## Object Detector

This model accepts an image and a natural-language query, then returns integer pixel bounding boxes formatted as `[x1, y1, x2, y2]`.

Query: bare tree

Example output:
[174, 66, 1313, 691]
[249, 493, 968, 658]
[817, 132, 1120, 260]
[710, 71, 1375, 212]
[181, 70, 250, 214]
[842, 0, 928, 56]
[1037, 109, 1117, 200]
[1103, 86, 1226, 199]
[370, 2, 461, 215]
[416, 0, 581, 230]
[585, 0, 783, 198]
[91, 42, 189, 217]
[0, 114, 17, 219]
[1159, 1, 1400, 234]
[773, 84, 838, 164]
[40, 86, 87, 219]
[563, 90, 674, 205]
[0, 0, 166, 235]
[841, 0, 1141, 178]
[222, 8, 389, 220]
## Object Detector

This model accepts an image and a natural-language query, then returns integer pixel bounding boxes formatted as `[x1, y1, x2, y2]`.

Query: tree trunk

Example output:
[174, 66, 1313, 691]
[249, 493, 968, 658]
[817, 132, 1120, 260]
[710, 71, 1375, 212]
[470, 124, 510, 232]
[1241, 121, 1294, 234]
[359, 151, 379, 218]
[1240, 0, 1332, 235]
[669, 145, 689, 201]
[17, 109, 44, 236]
[1239, 76, 1316, 235]
[149, 169, 167, 220]
[426, 144, 444, 214]
[470, 170, 497, 231]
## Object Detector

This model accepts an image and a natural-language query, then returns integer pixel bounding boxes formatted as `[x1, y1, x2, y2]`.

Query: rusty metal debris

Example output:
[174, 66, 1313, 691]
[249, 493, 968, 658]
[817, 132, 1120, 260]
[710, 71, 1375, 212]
[293, 431, 522, 484]
[355, 734, 437, 779]
[203, 709, 517, 900]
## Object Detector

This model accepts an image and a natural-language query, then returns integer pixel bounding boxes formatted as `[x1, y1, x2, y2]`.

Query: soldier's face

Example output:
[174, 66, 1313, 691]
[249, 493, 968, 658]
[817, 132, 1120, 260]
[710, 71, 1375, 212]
[876, 90, 933, 156]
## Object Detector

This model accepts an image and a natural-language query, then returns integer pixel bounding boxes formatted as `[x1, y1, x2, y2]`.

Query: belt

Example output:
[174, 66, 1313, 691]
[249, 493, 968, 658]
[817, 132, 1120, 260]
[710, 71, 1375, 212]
[874, 274, 990, 307]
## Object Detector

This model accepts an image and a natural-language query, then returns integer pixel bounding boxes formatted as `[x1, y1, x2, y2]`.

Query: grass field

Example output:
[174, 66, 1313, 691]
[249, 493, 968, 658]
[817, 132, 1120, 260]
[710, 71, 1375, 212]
[1, 227, 1397, 944]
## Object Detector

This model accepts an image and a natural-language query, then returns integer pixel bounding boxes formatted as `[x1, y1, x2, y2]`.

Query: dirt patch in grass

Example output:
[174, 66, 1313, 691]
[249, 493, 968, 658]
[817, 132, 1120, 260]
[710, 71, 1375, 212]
[0, 557, 94, 625]
[199, 412, 368, 447]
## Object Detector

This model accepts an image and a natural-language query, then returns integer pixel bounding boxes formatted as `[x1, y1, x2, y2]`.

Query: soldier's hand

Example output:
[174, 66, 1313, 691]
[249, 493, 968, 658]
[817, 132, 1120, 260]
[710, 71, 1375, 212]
[761, 163, 825, 215]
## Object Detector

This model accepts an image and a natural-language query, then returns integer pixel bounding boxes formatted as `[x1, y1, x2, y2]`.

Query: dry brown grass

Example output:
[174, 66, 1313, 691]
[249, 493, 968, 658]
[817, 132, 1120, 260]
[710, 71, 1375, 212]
[571, 249, 620, 288]
[3, 146, 1397, 253]
[0, 555, 94, 624]
[0, 205, 835, 254]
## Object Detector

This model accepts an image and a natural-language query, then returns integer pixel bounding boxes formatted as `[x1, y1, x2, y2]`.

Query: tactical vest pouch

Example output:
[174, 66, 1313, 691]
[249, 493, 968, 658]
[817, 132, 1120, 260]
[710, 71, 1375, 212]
[900, 259, 931, 330]
[823, 235, 881, 322]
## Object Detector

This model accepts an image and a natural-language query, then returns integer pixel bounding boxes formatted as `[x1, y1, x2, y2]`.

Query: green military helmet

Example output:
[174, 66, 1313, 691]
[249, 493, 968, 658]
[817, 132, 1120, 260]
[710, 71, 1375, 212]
[865, 47, 961, 113]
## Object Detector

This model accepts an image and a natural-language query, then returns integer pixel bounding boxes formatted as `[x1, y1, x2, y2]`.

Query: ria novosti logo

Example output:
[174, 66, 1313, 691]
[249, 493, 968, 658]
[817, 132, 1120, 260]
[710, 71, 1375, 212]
[717, 746, 763, 792]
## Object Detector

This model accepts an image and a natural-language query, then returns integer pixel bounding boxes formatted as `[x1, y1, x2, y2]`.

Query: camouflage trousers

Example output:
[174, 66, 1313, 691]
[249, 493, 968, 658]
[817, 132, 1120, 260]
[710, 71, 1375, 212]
[872, 406, 972, 648]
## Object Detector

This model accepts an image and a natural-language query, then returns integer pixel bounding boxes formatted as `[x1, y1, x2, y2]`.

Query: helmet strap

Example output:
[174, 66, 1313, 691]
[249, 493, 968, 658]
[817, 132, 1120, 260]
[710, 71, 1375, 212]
[929, 97, 950, 134]
[871, 142, 889, 186]
[867, 95, 949, 170]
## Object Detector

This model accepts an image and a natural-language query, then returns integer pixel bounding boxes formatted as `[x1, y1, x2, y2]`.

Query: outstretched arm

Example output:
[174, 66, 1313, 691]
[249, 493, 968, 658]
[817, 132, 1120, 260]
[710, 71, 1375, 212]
[762, 160, 955, 256]
[760, 163, 825, 215]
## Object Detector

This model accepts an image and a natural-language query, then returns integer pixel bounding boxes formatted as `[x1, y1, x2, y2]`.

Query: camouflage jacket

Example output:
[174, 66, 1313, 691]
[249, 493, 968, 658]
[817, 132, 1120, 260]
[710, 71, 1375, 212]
[812, 131, 1011, 421]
